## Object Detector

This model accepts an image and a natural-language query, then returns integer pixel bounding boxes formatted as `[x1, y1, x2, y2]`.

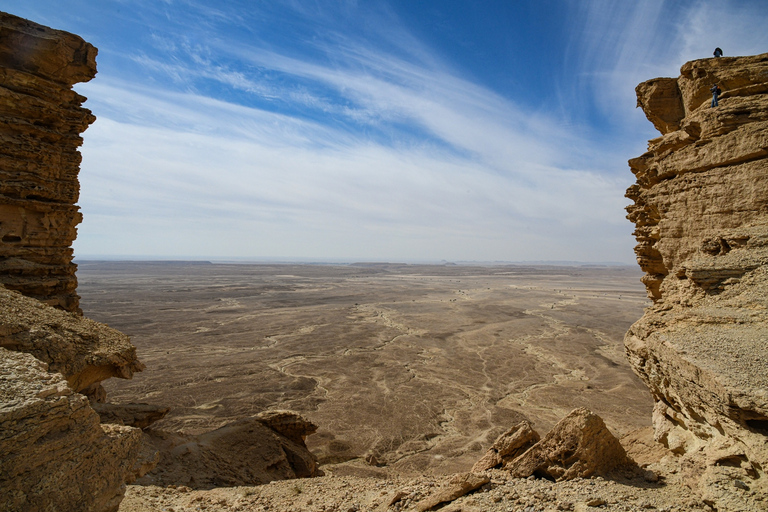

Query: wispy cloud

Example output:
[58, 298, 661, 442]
[49, 0, 762, 262]
[565, 0, 768, 136]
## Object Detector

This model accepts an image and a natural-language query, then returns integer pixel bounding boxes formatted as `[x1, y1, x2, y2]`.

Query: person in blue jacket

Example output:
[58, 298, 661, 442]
[711, 83, 721, 107]
[713, 47, 723, 57]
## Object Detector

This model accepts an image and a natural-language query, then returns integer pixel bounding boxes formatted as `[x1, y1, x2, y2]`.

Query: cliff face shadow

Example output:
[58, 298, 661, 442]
[78, 262, 652, 476]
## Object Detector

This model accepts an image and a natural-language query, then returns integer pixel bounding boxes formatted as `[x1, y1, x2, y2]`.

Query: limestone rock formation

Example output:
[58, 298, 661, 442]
[0, 348, 142, 512]
[503, 408, 632, 481]
[0, 285, 144, 398]
[0, 11, 98, 314]
[138, 413, 321, 489]
[471, 420, 540, 472]
[626, 53, 768, 505]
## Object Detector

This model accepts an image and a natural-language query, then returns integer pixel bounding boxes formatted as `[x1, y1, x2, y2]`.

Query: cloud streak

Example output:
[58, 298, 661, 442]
[10, 0, 750, 262]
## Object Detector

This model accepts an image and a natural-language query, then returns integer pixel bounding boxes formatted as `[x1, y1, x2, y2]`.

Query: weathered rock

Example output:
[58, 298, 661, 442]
[0, 11, 98, 314]
[505, 408, 632, 480]
[138, 414, 321, 489]
[0, 285, 144, 396]
[92, 402, 170, 429]
[0, 348, 142, 512]
[256, 408, 318, 445]
[626, 52, 768, 505]
[472, 420, 540, 472]
[415, 472, 490, 512]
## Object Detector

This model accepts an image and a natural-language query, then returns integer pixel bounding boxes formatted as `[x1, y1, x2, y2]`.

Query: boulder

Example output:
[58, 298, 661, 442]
[415, 472, 490, 512]
[505, 408, 632, 480]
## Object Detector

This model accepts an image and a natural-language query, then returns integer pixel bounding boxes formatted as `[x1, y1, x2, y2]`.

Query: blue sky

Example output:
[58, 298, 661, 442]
[5, 1, 768, 262]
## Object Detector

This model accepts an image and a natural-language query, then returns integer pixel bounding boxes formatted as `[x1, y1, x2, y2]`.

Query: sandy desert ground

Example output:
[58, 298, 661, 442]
[77, 261, 653, 479]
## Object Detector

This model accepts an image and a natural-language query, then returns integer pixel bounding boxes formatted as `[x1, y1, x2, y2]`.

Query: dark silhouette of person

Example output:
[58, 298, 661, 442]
[714, 47, 723, 57]
[711, 83, 721, 107]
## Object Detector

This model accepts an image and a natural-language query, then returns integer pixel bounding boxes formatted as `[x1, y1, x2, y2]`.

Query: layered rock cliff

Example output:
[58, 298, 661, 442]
[626, 53, 768, 506]
[0, 12, 97, 314]
[0, 12, 148, 512]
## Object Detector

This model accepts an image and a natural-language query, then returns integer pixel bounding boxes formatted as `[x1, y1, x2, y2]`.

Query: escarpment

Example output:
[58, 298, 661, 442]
[0, 11, 98, 314]
[626, 53, 768, 505]
[0, 12, 147, 512]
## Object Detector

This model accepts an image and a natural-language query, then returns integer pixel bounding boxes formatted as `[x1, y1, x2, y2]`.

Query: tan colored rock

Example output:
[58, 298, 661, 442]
[0, 285, 144, 396]
[0, 348, 142, 512]
[415, 472, 490, 512]
[138, 414, 321, 489]
[635, 77, 685, 134]
[505, 408, 632, 480]
[0, 11, 98, 313]
[626, 52, 768, 504]
[471, 420, 540, 472]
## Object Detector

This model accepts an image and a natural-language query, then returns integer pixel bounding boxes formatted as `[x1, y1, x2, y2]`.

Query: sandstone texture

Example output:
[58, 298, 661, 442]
[471, 420, 540, 472]
[0, 348, 142, 512]
[626, 52, 768, 506]
[0, 285, 144, 398]
[137, 412, 321, 489]
[503, 408, 632, 481]
[0, 11, 98, 314]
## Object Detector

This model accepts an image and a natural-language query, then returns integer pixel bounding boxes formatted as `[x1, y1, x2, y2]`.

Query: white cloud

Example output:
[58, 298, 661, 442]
[76, 73, 633, 262]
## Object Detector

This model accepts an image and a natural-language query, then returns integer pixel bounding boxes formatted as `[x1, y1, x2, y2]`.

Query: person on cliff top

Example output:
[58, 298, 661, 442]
[711, 83, 721, 107]
[713, 47, 723, 57]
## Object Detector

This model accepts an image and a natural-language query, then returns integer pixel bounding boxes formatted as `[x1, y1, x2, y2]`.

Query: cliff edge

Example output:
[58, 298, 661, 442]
[626, 53, 768, 507]
[0, 11, 97, 314]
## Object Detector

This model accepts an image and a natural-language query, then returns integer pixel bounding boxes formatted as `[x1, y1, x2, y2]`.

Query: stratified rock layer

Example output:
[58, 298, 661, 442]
[626, 53, 768, 504]
[0, 11, 98, 314]
[0, 348, 142, 512]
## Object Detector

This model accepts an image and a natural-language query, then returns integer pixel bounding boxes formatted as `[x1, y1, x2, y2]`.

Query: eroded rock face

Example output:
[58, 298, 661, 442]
[626, 53, 768, 503]
[138, 413, 321, 489]
[0, 348, 142, 512]
[0, 11, 98, 314]
[0, 285, 144, 397]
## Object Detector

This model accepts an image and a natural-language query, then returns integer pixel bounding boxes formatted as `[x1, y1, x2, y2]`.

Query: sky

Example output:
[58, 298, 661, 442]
[4, 1, 768, 263]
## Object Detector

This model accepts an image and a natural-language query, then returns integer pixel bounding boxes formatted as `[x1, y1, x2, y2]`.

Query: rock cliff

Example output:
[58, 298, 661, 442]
[0, 12, 148, 512]
[0, 11, 98, 314]
[626, 53, 768, 506]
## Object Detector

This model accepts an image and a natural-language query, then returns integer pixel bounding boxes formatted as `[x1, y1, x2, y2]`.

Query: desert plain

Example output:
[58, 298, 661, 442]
[77, 261, 653, 480]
